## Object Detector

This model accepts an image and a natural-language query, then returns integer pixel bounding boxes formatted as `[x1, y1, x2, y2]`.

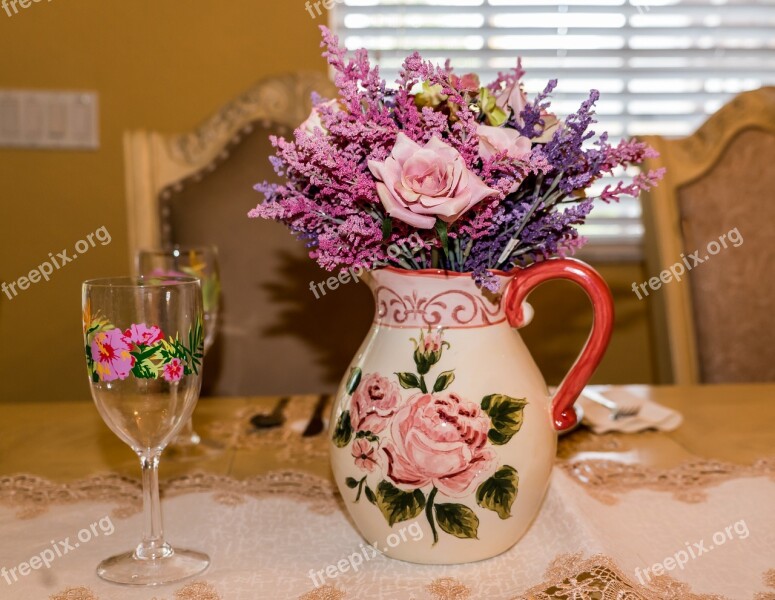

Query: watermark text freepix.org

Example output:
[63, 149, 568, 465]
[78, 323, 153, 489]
[1, 226, 112, 301]
[1, 516, 115, 586]
[631, 227, 743, 300]
[308, 521, 423, 587]
[309, 233, 423, 299]
[634, 518, 749, 584]
[2, 0, 53, 18]
[304, 0, 344, 19]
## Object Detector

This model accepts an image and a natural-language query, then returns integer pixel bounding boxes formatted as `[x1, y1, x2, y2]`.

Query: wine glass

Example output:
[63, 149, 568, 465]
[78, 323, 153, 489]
[135, 246, 221, 447]
[82, 276, 210, 585]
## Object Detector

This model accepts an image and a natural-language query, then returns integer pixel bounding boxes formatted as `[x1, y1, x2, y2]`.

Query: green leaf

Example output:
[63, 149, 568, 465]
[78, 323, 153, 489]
[396, 372, 421, 389]
[434, 503, 479, 539]
[346, 367, 362, 395]
[375, 481, 426, 526]
[332, 410, 353, 448]
[131, 358, 160, 380]
[433, 370, 455, 393]
[365, 486, 377, 505]
[481, 394, 528, 445]
[345, 477, 360, 489]
[476, 465, 518, 519]
[355, 430, 379, 443]
[382, 217, 393, 241]
[434, 219, 449, 259]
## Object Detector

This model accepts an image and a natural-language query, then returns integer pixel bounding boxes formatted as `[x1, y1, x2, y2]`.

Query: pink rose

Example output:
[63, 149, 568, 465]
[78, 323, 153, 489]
[496, 79, 529, 122]
[351, 373, 401, 434]
[163, 358, 184, 383]
[368, 133, 498, 229]
[351, 438, 379, 472]
[451, 73, 480, 93]
[382, 393, 497, 498]
[495, 81, 559, 143]
[477, 125, 532, 162]
[534, 112, 560, 143]
[91, 328, 135, 382]
[124, 323, 164, 347]
[299, 99, 340, 135]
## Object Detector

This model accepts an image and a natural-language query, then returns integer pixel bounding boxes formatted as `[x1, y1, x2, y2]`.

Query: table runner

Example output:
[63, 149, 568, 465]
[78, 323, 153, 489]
[2, 459, 773, 599]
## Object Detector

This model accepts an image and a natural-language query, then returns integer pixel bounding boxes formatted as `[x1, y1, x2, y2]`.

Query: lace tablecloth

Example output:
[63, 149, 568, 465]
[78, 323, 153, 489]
[1, 389, 774, 600]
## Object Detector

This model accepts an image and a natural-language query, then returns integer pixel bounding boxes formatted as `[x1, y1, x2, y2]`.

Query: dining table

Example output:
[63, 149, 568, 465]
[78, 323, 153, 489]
[1, 384, 773, 600]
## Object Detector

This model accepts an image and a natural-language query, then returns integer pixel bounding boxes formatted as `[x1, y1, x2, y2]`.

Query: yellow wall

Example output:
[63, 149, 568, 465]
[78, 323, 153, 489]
[0, 2, 327, 402]
[0, 2, 654, 403]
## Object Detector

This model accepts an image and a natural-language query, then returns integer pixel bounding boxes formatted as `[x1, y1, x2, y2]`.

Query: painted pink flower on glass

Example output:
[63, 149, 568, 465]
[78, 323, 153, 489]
[91, 328, 135, 382]
[352, 438, 379, 472]
[124, 323, 164, 347]
[381, 392, 497, 498]
[367, 133, 498, 229]
[163, 358, 184, 383]
[350, 373, 401, 434]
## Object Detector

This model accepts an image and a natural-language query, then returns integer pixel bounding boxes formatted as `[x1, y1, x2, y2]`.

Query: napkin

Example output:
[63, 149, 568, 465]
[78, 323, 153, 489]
[577, 386, 683, 434]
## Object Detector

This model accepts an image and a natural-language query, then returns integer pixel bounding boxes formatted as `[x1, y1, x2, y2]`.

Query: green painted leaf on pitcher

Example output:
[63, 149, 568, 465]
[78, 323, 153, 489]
[481, 394, 528, 445]
[432, 370, 455, 392]
[375, 480, 426, 526]
[434, 503, 479, 539]
[332, 410, 353, 448]
[396, 372, 421, 390]
[476, 465, 518, 519]
[346, 367, 362, 395]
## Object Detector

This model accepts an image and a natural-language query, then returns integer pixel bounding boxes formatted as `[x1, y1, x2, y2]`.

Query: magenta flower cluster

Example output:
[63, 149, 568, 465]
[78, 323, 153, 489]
[249, 27, 664, 289]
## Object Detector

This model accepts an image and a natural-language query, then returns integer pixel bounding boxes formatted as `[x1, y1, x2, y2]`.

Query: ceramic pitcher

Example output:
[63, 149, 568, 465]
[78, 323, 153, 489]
[329, 259, 614, 564]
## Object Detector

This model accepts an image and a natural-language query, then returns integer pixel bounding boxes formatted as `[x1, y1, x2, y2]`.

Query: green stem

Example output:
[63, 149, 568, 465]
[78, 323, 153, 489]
[355, 476, 367, 502]
[431, 248, 440, 269]
[425, 487, 439, 545]
[419, 375, 428, 394]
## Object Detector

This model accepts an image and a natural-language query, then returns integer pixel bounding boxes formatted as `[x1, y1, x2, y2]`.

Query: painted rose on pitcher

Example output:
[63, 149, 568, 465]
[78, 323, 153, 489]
[382, 392, 497, 498]
[333, 329, 529, 544]
[412, 329, 449, 376]
[351, 373, 401, 434]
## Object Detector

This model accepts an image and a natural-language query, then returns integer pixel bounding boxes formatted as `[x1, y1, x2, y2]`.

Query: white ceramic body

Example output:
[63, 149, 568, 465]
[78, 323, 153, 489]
[329, 268, 557, 564]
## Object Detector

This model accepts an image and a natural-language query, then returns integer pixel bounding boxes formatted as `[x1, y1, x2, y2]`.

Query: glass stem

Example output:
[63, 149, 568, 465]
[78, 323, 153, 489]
[135, 452, 171, 560]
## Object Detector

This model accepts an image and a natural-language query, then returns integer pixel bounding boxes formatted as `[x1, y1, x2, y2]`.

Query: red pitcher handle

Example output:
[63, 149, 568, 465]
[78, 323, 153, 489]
[505, 258, 615, 432]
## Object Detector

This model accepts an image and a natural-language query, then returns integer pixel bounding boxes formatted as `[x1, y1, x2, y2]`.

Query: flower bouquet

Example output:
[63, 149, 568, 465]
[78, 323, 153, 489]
[250, 27, 664, 290]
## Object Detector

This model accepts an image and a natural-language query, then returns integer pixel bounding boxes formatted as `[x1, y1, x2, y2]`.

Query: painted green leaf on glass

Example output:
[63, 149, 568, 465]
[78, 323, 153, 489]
[481, 394, 528, 445]
[476, 465, 518, 519]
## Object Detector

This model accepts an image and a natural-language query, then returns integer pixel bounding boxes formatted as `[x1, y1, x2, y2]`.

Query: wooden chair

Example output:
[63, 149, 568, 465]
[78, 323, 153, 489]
[123, 73, 374, 396]
[641, 87, 775, 384]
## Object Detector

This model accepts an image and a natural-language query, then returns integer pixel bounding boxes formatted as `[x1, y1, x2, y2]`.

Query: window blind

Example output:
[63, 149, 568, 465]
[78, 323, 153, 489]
[330, 0, 775, 259]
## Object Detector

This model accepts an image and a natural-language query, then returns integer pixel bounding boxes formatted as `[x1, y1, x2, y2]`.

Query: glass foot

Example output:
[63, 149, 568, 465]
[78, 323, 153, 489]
[171, 429, 202, 447]
[97, 547, 210, 586]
